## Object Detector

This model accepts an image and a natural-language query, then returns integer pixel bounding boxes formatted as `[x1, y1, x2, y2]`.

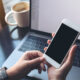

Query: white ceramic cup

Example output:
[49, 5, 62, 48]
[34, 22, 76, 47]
[5, 1, 30, 27]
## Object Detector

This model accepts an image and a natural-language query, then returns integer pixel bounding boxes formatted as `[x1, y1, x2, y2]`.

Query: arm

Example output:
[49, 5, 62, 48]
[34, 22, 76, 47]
[3, 51, 45, 80]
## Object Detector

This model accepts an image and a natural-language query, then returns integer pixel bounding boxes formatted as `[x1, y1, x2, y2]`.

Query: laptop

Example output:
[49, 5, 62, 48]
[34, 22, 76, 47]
[2, 0, 80, 80]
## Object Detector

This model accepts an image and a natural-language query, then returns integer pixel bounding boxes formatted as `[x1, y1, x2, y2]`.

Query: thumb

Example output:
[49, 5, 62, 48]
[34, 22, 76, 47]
[29, 57, 45, 66]
[60, 45, 77, 71]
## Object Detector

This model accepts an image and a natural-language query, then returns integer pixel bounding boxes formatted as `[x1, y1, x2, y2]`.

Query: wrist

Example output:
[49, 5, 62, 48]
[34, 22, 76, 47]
[6, 68, 14, 80]
[6, 67, 18, 80]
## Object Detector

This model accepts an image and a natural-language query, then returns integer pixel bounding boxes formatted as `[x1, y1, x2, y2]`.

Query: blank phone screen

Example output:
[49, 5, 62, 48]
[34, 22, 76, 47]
[45, 24, 78, 63]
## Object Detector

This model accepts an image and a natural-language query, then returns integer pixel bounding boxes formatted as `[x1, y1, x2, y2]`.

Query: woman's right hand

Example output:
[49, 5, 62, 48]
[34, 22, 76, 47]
[44, 33, 77, 80]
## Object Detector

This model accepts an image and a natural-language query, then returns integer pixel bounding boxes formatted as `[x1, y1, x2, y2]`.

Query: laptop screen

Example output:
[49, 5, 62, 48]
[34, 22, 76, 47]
[30, 0, 80, 34]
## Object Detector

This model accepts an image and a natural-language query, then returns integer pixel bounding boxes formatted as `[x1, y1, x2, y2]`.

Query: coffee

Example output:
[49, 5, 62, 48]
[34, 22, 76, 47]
[13, 2, 29, 12]
[5, 1, 30, 27]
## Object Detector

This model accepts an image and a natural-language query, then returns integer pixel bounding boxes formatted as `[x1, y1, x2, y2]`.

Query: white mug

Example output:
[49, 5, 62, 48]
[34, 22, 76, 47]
[5, 1, 30, 27]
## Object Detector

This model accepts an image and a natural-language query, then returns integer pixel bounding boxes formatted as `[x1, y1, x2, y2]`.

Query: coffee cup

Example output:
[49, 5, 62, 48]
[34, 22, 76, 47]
[5, 1, 30, 27]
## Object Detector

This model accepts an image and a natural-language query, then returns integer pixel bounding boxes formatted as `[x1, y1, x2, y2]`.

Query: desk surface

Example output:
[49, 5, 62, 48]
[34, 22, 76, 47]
[0, 25, 28, 67]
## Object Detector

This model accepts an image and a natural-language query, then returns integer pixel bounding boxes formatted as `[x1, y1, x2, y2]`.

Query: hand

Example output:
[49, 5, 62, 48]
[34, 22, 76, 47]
[44, 33, 77, 80]
[6, 51, 46, 80]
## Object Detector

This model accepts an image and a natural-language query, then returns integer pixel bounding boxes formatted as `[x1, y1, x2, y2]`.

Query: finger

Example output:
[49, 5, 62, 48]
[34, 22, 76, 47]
[29, 57, 45, 66]
[67, 45, 77, 63]
[44, 47, 48, 51]
[26, 50, 43, 60]
[47, 40, 51, 45]
[38, 68, 42, 74]
[40, 63, 46, 71]
[38, 65, 42, 74]
[60, 45, 77, 71]
[32, 50, 43, 57]
[52, 33, 55, 37]
[47, 33, 55, 45]
[36, 51, 44, 57]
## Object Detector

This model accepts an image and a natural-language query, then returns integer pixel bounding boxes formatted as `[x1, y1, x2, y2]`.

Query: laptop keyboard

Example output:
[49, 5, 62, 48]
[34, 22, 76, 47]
[19, 35, 48, 53]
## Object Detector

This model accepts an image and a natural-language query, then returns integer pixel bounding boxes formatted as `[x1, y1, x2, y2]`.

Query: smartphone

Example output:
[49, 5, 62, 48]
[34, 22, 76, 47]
[44, 19, 80, 68]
